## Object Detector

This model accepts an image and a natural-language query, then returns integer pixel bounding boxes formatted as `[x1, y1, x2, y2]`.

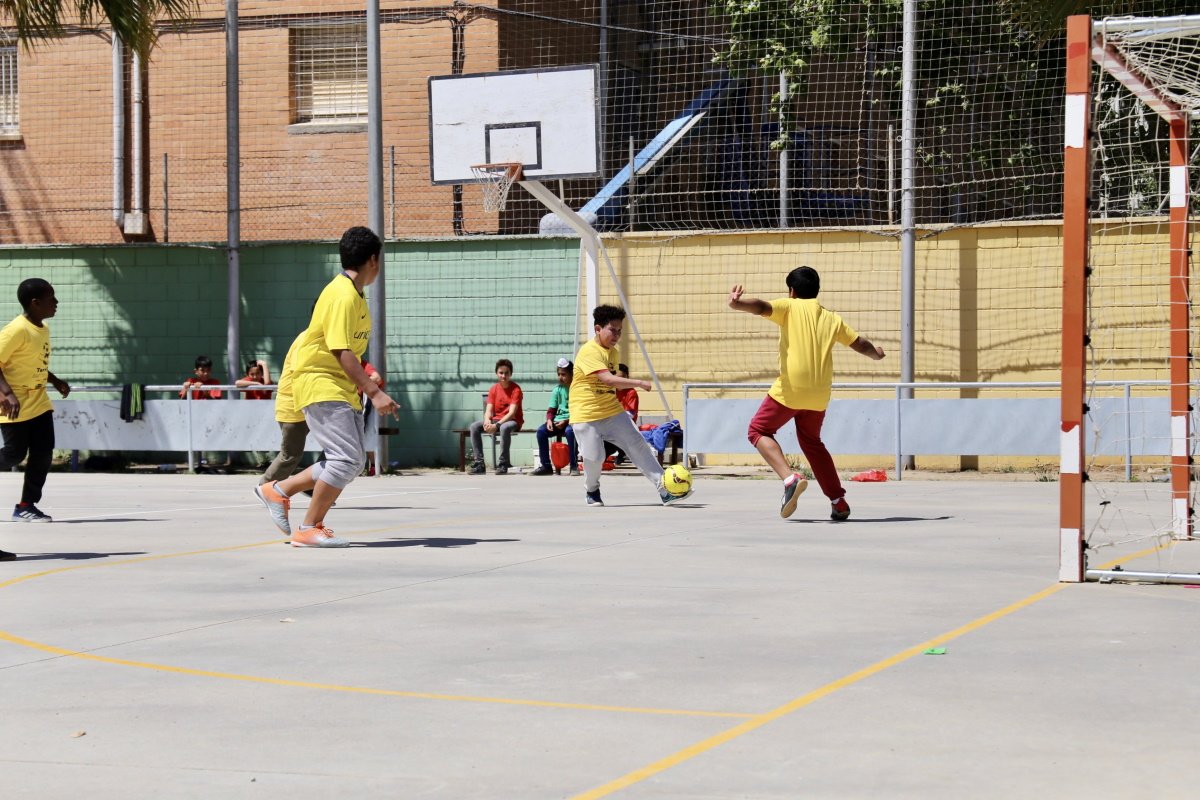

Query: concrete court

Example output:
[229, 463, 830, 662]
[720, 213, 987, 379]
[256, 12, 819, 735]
[1, 469, 1198, 800]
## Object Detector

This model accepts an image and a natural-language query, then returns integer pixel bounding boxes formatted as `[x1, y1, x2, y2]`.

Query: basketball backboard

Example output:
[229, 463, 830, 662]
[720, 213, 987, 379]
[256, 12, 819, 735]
[428, 65, 600, 185]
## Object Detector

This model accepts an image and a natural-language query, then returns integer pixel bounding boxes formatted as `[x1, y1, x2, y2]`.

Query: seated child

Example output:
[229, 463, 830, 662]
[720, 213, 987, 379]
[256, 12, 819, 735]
[180, 355, 222, 400]
[468, 358, 523, 475]
[531, 358, 577, 476]
[236, 359, 273, 400]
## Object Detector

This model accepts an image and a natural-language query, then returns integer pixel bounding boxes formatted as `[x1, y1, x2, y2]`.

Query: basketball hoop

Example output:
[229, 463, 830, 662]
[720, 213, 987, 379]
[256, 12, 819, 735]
[470, 163, 523, 212]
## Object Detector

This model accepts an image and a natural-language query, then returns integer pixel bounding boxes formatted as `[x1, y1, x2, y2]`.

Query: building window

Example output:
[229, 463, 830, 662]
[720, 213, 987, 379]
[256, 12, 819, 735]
[0, 44, 17, 136]
[291, 23, 367, 125]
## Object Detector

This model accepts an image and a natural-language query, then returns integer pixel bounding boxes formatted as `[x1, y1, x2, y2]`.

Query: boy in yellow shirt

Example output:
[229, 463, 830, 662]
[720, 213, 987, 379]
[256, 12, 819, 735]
[0, 279, 71, 556]
[569, 304, 691, 507]
[254, 227, 400, 547]
[728, 266, 885, 521]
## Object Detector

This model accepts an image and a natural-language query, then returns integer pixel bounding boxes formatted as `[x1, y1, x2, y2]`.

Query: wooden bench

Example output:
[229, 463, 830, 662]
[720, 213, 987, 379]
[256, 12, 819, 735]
[452, 427, 532, 472]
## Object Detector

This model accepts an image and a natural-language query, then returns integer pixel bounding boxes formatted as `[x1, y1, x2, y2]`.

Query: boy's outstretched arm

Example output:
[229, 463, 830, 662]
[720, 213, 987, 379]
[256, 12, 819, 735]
[727, 285, 772, 317]
[850, 336, 886, 360]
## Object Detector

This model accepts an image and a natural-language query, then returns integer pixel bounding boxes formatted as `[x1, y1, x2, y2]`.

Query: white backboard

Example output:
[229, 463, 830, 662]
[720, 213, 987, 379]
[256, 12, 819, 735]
[429, 65, 600, 185]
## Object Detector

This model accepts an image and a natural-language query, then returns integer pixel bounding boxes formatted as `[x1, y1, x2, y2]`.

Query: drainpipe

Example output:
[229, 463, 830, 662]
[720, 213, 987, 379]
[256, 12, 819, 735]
[112, 35, 125, 228]
[124, 48, 147, 235]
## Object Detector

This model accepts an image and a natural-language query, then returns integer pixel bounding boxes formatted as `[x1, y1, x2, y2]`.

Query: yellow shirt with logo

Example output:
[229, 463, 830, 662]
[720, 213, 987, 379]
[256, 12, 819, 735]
[291, 274, 371, 412]
[0, 315, 53, 423]
[273, 332, 306, 424]
[569, 338, 623, 423]
[766, 298, 858, 411]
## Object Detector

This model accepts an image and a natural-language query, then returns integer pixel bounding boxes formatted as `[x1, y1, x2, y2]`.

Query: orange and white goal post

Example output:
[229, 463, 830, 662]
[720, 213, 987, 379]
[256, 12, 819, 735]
[1061, 14, 1200, 583]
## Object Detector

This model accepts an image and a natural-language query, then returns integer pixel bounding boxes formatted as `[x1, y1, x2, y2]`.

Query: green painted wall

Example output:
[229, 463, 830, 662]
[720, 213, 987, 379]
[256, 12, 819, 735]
[0, 238, 580, 468]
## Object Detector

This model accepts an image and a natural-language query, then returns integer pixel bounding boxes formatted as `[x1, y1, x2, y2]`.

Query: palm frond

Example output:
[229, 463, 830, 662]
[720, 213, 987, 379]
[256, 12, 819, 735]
[1, 0, 198, 55]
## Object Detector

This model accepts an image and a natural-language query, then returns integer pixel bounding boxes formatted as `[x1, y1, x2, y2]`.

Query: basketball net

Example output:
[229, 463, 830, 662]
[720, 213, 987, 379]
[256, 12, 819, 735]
[470, 163, 523, 212]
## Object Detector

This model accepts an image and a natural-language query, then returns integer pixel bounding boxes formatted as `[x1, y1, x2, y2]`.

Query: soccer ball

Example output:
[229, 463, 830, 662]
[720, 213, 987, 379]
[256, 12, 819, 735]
[662, 464, 692, 496]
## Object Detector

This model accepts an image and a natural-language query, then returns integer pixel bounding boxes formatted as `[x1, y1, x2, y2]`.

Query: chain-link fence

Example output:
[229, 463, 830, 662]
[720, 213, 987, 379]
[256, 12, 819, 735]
[1, 1, 1196, 246]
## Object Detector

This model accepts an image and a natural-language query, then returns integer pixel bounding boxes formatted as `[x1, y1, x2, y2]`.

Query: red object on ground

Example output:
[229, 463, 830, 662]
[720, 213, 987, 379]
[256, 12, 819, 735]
[550, 441, 571, 470]
[850, 469, 888, 482]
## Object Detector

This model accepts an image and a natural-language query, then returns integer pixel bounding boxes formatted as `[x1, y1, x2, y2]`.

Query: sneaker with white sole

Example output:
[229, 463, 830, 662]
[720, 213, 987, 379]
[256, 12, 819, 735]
[780, 476, 808, 519]
[659, 484, 693, 505]
[290, 524, 349, 548]
[586, 489, 604, 506]
[12, 504, 52, 523]
[830, 497, 851, 521]
[253, 482, 292, 536]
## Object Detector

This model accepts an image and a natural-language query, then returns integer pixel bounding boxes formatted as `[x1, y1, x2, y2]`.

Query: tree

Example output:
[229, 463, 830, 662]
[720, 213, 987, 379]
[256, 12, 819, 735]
[708, 0, 1196, 222]
[1, 0, 196, 55]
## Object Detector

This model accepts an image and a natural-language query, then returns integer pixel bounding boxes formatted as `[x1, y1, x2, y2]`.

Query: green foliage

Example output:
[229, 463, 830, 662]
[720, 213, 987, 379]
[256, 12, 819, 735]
[709, 0, 1198, 215]
[710, 1, 902, 149]
[1, 0, 197, 56]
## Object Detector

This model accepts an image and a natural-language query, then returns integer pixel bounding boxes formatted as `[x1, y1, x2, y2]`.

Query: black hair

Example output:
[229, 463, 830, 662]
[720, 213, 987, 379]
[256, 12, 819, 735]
[593, 304, 626, 328]
[195, 355, 214, 369]
[245, 360, 261, 373]
[786, 266, 820, 299]
[17, 278, 53, 311]
[495, 358, 513, 373]
[617, 363, 629, 375]
[339, 226, 383, 270]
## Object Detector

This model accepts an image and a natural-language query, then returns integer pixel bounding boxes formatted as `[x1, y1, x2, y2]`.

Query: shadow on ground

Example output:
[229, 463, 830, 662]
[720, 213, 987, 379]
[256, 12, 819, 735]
[352, 537, 519, 549]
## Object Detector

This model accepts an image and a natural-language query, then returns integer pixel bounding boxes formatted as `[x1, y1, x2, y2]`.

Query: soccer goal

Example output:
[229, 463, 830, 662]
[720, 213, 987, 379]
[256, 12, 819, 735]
[1060, 15, 1200, 583]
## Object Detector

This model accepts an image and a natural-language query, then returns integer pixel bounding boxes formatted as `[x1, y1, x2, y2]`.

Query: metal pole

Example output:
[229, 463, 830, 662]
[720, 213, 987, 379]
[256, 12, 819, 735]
[389, 144, 396, 240]
[1124, 383, 1133, 480]
[899, 0, 916, 471]
[112, 35, 124, 228]
[225, 0, 241, 394]
[367, 0, 388, 474]
[779, 73, 789, 228]
[887, 123, 895, 226]
[599, 0, 608, 176]
[894, 385, 903, 480]
[1085, 570, 1200, 585]
[627, 135, 636, 231]
[163, 152, 169, 243]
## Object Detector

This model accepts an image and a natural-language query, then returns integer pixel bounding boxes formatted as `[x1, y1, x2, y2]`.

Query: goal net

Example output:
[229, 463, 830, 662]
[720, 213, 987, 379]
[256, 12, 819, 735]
[1060, 15, 1200, 583]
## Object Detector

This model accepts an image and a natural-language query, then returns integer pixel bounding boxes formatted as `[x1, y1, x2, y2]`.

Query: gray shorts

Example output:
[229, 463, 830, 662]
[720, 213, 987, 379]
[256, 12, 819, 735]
[302, 401, 366, 489]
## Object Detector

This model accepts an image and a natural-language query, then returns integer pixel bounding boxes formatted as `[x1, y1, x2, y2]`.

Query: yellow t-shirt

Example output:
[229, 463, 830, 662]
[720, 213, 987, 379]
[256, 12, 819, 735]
[291, 274, 371, 412]
[766, 298, 858, 411]
[273, 332, 306, 424]
[569, 338, 623, 423]
[0, 314, 53, 423]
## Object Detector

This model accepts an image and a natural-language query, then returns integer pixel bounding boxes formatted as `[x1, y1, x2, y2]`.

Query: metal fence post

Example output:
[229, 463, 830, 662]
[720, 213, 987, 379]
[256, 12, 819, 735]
[894, 384, 903, 480]
[186, 392, 195, 473]
[1124, 382, 1133, 480]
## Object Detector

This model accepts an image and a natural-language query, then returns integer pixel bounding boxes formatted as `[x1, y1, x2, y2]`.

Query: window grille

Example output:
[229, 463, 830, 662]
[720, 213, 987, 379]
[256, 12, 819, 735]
[0, 45, 17, 135]
[291, 23, 367, 125]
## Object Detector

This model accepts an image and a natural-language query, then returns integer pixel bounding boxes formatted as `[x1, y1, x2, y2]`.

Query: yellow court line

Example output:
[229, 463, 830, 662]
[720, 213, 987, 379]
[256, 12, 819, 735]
[0, 628, 751, 718]
[570, 541, 1173, 799]
[0, 524, 754, 721]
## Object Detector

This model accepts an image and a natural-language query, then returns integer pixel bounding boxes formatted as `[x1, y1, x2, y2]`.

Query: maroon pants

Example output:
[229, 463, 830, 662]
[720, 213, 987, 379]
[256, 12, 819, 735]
[747, 395, 845, 501]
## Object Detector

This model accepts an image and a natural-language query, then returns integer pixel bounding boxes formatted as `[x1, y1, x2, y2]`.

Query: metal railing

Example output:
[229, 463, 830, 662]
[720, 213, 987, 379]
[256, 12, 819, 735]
[683, 380, 1199, 480]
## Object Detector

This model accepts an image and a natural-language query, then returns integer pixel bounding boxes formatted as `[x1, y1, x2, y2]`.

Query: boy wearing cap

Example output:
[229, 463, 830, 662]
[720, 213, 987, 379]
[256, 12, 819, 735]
[531, 358, 577, 476]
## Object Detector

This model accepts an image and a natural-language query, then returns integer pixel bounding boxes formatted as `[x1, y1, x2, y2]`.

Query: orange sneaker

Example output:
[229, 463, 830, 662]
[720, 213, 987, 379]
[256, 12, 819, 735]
[290, 524, 349, 548]
[254, 481, 291, 535]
